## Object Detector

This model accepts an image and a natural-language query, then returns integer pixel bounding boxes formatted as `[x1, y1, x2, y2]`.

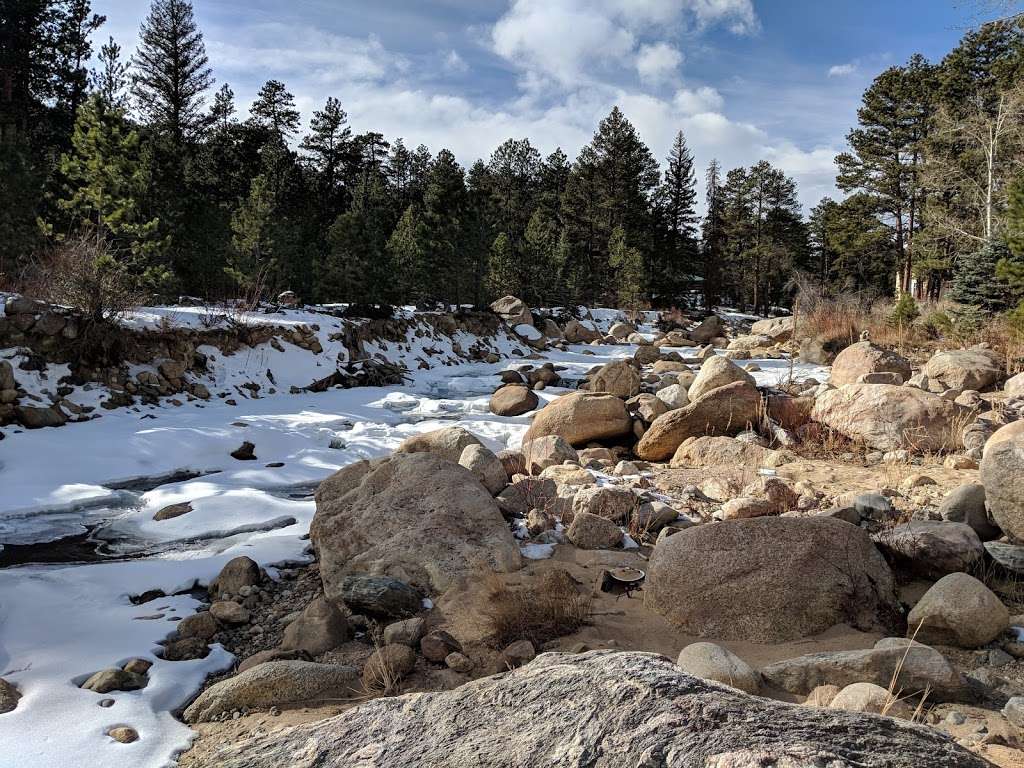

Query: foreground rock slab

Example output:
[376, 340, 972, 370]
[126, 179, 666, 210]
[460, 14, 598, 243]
[191, 650, 988, 768]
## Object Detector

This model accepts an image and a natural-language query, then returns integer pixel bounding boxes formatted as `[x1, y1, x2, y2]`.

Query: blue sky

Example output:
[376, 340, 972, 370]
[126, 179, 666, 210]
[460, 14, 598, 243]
[92, 0, 1000, 209]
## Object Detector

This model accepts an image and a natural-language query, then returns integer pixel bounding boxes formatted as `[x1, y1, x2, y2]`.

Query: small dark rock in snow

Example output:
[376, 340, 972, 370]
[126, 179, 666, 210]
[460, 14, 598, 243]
[231, 441, 256, 460]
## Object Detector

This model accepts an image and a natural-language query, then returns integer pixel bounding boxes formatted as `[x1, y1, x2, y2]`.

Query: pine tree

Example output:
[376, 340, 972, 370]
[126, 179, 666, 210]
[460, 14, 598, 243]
[249, 80, 300, 143]
[321, 169, 391, 303]
[132, 0, 213, 145]
[91, 36, 128, 109]
[386, 204, 426, 302]
[209, 83, 236, 131]
[836, 55, 935, 294]
[949, 239, 1013, 322]
[420, 149, 468, 305]
[487, 232, 518, 299]
[56, 93, 166, 281]
[653, 129, 699, 303]
[50, 0, 105, 128]
[300, 97, 352, 209]
[700, 159, 726, 309]
[608, 226, 645, 311]
[227, 172, 275, 292]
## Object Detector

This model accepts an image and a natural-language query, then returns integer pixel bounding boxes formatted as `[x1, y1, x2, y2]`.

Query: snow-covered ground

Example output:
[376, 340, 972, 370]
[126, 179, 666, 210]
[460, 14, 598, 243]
[0, 326, 825, 768]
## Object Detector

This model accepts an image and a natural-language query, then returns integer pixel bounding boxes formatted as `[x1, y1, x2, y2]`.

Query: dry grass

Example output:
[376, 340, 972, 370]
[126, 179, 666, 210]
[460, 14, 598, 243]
[478, 570, 593, 649]
[971, 558, 1024, 611]
[881, 619, 932, 723]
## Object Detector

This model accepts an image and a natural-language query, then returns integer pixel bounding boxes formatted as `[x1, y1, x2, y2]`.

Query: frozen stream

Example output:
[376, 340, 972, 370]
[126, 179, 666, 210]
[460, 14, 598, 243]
[0, 341, 825, 768]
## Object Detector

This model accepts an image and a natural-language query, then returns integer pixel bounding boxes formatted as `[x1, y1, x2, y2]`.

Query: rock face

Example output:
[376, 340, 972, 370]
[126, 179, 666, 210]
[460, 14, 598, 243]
[192, 651, 988, 768]
[635, 380, 762, 462]
[183, 661, 360, 723]
[829, 342, 913, 387]
[585, 360, 640, 398]
[489, 385, 538, 417]
[981, 435, 1024, 542]
[874, 521, 983, 579]
[523, 392, 632, 447]
[676, 642, 761, 694]
[811, 384, 965, 452]
[645, 517, 899, 642]
[687, 356, 755, 402]
[395, 426, 482, 463]
[761, 638, 967, 703]
[907, 573, 1008, 649]
[311, 452, 521, 597]
[922, 348, 1002, 392]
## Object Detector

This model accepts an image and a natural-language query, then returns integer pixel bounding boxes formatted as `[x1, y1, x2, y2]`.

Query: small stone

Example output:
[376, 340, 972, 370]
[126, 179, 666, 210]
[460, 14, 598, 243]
[421, 630, 462, 663]
[122, 658, 152, 675]
[108, 726, 139, 744]
[81, 668, 146, 694]
[445, 652, 474, 673]
[502, 640, 536, 668]
[97, 698, 115, 708]
[383, 617, 426, 647]
[0, 678, 20, 713]
[230, 441, 257, 460]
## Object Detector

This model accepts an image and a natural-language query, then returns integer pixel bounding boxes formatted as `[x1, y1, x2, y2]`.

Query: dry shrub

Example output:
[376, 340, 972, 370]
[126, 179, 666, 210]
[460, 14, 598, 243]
[478, 569, 592, 649]
[23, 232, 143, 322]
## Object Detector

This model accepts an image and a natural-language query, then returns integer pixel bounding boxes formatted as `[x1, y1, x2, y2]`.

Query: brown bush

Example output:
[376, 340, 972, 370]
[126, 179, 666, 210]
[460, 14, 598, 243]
[478, 569, 592, 648]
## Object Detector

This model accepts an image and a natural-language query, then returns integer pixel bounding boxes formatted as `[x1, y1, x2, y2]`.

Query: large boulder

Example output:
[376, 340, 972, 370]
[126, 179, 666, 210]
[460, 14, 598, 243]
[635, 380, 762, 462]
[0, 678, 19, 714]
[458, 444, 507, 495]
[676, 642, 760, 694]
[922, 348, 1003, 392]
[811, 384, 965, 452]
[645, 517, 899, 642]
[907, 573, 1008, 649]
[566, 511, 623, 549]
[489, 385, 539, 417]
[750, 315, 795, 342]
[490, 295, 532, 327]
[761, 638, 967, 703]
[522, 392, 632, 447]
[182, 661, 360, 723]
[981, 433, 1024, 541]
[191, 651, 989, 768]
[689, 314, 727, 344]
[687, 355, 755, 402]
[984, 419, 1024, 457]
[521, 435, 578, 474]
[395, 426, 483, 463]
[829, 342, 912, 387]
[584, 360, 640, 398]
[874, 521, 983, 580]
[311, 452, 521, 597]
[209, 556, 262, 600]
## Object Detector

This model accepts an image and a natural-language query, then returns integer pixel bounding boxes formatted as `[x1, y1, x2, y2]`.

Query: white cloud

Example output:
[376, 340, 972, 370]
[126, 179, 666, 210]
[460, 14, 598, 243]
[672, 85, 724, 114]
[636, 42, 683, 84]
[828, 62, 858, 77]
[491, 0, 758, 86]
[443, 50, 468, 74]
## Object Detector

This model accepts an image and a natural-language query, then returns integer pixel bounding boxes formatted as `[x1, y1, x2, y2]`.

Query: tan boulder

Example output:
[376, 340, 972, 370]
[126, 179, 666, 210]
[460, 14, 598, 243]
[396, 426, 483, 463]
[566, 511, 623, 549]
[635, 380, 762, 462]
[521, 435, 579, 474]
[687, 356, 755, 402]
[922, 348, 1003, 392]
[829, 342, 912, 387]
[750, 315, 795, 342]
[907, 573, 1008, 648]
[670, 436, 793, 469]
[676, 642, 760, 694]
[644, 517, 899, 642]
[311, 452, 521, 597]
[982, 419, 1024, 458]
[982, 433, 1024, 541]
[811, 384, 965, 452]
[585, 360, 640, 398]
[523, 392, 632, 447]
[489, 385, 539, 417]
